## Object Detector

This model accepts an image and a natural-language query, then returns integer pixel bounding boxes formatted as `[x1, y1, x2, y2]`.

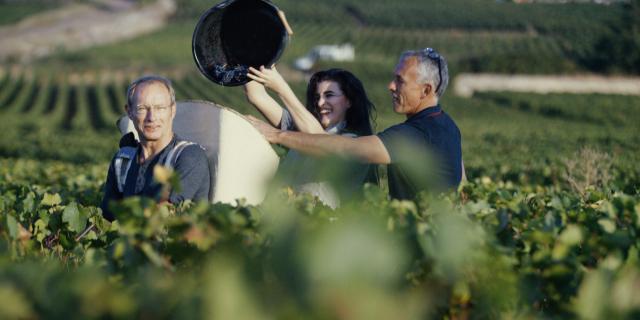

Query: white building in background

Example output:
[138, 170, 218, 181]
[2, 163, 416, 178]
[293, 44, 355, 72]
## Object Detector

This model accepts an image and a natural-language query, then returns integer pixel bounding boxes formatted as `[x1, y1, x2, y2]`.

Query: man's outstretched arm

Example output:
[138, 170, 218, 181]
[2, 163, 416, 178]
[248, 116, 391, 164]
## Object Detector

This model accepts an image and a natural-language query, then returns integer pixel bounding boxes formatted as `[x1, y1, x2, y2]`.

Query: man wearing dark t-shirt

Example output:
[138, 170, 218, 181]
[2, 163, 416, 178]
[377, 103, 461, 199]
[248, 48, 464, 200]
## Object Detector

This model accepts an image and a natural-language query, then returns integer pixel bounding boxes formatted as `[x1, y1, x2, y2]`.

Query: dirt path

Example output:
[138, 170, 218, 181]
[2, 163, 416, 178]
[0, 0, 176, 63]
[454, 73, 640, 97]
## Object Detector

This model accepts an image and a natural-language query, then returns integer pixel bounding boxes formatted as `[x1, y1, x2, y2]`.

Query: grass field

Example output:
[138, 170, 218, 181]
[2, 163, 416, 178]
[1, 0, 639, 319]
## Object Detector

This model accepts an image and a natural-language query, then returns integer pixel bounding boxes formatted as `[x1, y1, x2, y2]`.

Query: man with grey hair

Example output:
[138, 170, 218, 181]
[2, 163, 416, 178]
[248, 48, 463, 200]
[100, 76, 211, 221]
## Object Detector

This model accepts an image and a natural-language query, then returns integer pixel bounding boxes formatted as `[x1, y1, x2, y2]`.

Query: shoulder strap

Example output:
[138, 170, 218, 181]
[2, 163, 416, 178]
[163, 141, 196, 168]
[114, 146, 137, 194]
[114, 142, 200, 193]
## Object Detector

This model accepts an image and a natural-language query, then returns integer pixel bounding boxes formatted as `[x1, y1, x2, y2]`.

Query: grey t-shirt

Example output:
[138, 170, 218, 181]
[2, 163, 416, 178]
[100, 135, 211, 221]
[277, 109, 375, 207]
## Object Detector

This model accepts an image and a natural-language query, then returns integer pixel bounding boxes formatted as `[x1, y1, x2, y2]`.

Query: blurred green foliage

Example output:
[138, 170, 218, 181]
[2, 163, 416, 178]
[1, 156, 639, 318]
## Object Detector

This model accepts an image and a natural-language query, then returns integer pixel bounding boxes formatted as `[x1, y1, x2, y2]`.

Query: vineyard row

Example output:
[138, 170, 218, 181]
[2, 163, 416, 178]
[0, 68, 252, 132]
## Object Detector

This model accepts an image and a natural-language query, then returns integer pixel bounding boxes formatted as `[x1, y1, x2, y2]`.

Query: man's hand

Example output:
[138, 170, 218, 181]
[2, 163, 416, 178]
[247, 65, 288, 94]
[246, 115, 281, 144]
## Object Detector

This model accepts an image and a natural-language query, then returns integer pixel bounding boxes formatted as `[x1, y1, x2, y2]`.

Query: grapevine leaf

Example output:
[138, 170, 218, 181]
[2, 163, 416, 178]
[6, 215, 19, 239]
[140, 242, 170, 269]
[41, 193, 62, 207]
[34, 219, 50, 242]
[559, 225, 583, 246]
[598, 219, 616, 234]
[22, 192, 35, 212]
[62, 202, 87, 233]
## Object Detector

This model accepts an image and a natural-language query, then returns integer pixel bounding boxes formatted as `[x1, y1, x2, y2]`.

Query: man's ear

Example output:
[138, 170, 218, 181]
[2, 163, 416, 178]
[422, 83, 432, 98]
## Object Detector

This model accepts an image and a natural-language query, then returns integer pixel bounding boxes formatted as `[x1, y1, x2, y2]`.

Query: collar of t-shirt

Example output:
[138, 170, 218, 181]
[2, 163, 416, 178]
[325, 121, 347, 134]
[408, 105, 442, 122]
[136, 134, 178, 165]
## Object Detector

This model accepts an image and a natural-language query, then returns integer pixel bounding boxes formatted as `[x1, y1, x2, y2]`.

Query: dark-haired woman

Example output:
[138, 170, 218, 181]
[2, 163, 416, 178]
[245, 66, 378, 208]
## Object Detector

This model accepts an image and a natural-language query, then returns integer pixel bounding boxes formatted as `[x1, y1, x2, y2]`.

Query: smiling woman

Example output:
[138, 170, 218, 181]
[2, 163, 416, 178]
[315, 80, 350, 129]
[242, 66, 378, 207]
[305, 69, 377, 136]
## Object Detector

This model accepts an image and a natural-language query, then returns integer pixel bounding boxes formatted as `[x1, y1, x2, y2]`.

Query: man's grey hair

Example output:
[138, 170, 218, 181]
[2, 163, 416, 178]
[399, 48, 449, 98]
[126, 75, 176, 108]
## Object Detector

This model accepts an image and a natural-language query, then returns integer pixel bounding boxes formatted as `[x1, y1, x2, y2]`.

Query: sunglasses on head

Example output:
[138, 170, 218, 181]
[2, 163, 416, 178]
[423, 48, 442, 95]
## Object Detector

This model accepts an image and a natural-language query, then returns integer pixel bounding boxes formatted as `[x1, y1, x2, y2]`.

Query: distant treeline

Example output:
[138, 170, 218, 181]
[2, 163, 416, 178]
[581, 0, 640, 73]
[0, 0, 637, 74]
[252, 0, 640, 75]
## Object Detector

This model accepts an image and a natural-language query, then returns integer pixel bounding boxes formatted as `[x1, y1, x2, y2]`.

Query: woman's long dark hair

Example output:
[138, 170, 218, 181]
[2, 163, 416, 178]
[305, 69, 376, 136]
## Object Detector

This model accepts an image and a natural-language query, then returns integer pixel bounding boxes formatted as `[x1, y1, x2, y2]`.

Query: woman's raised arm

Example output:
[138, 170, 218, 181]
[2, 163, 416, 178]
[248, 66, 326, 134]
[243, 80, 283, 127]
